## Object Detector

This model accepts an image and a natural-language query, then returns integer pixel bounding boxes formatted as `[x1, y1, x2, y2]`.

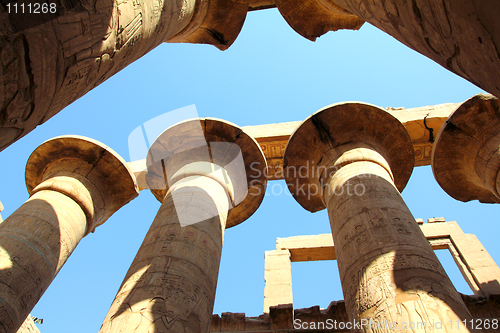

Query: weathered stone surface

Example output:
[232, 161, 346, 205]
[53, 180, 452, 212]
[0, 200, 3, 222]
[211, 297, 500, 332]
[248, 0, 275, 11]
[219, 220, 500, 332]
[15, 315, 40, 333]
[276, 234, 335, 261]
[0, 136, 138, 333]
[269, 303, 293, 329]
[274, 0, 364, 41]
[283, 102, 473, 332]
[100, 118, 267, 333]
[221, 312, 246, 331]
[264, 250, 292, 313]
[421, 220, 500, 299]
[168, 0, 249, 49]
[283, 101, 415, 212]
[433, 93, 500, 203]
[463, 294, 500, 322]
[0, 0, 249, 152]
[427, 217, 446, 223]
[265, 219, 500, 314]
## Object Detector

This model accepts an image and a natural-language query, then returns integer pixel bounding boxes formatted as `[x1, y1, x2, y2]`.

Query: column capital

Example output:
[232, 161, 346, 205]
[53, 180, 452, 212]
[283, 102, 414, 212]
[145, 118, 267, 228]
[168, 0, 250, 50]
[432, 93, 500, 203]
[274, 0, 364, 41]
[25, 135, 139, 234]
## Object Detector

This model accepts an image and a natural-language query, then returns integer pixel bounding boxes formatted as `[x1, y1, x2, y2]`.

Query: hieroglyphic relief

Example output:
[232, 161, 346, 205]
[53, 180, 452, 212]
[100, 190, 224, 333]
[258, 139, 287, 180]
[1, 0, 195, 150]
[326, 168, 472, 331]
[341, 248, 471, 331]
[256, 139, 435, 181]
[414, 142, 434, 167]
[0, 34, 35, 150]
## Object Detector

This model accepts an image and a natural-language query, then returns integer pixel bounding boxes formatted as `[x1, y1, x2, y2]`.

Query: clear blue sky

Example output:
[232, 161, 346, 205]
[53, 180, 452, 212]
[0, 8, 496, 332]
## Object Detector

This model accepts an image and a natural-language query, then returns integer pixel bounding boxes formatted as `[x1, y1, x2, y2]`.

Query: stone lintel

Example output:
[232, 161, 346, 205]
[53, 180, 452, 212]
[277, 234, 335, 261]
[427, 216, 446, 223]
[130, 102, 454, 188]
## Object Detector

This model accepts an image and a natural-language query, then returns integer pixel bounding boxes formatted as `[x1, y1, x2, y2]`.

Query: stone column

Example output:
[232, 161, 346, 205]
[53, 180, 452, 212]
[263, 249, 293, 313]
[283, 102, 474, 332]
[274, 0, 500, 98]
[0, 0, 249, 151]
[99, 118, 267, 333]
[0, 135, 138, 333]
[432, 93, 500, 204]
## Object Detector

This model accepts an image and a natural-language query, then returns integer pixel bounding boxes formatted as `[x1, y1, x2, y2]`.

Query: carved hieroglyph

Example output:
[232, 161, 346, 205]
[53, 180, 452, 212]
[0, 0, 249, 151]
[99, 180, 230, 333]
[265, 219, 500, 317]
[100, 118, 267, 333]
[0, 136, 138, 333]
[283, 102, 474, 332]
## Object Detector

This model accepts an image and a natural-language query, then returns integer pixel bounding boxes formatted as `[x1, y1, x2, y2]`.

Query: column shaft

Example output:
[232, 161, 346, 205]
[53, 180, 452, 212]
[324, 148, 472, 331]
[263, 250, 293, 313]
[100, 175, 229, 333]
[0, 188, 87, 332]
[331, 0, 500, 97]
[0, 135, 138, 333]
[0, 0, 195, 151]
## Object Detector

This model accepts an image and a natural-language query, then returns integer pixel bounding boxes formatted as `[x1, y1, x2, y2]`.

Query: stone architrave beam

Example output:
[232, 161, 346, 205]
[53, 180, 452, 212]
[283, 102, 474, 332]
[99, 118, 267, 333]
[0, 0, 249, 151]
[130, 102, 457, 187]
[0, 136, 138, 333]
